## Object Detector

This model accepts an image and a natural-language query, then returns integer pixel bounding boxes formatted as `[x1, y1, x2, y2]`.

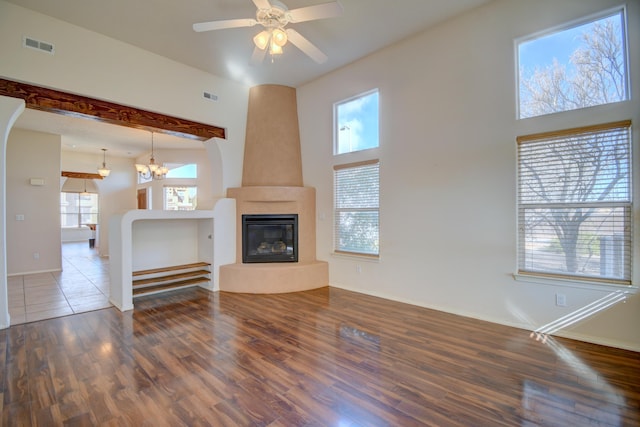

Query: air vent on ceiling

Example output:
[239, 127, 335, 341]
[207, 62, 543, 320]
[23, 36, 55, 54]
[203, 92, 218, 102]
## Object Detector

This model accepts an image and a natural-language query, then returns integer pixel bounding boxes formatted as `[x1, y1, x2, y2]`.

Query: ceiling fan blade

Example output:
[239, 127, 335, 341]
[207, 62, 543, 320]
[193, 18, 257, 32]
[252, 0, 271, 10]
[287, 1, 343, 23]
[250, 46, 267, 65]
[285, 28, 328, 63]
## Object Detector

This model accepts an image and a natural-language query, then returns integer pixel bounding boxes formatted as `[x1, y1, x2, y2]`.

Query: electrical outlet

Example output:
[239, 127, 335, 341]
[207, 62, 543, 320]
[356, 265, 362, 274]
[33, 252, 40, 260]
[556, 293, 567, 307]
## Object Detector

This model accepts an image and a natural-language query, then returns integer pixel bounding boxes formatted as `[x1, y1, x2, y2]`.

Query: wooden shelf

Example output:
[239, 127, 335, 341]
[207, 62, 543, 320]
[132, 262, 211, 298]
[133, 269, 210, 287]
[133, 262, 210, 276]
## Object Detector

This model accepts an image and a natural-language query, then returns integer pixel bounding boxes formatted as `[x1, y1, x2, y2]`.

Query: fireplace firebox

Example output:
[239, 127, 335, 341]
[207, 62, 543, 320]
[242, 214, 298, 263]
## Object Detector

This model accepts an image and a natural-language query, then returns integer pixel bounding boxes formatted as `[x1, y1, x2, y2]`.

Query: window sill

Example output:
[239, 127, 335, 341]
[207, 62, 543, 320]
[331, 252, 380, 263]
[513, 273, 637, 294]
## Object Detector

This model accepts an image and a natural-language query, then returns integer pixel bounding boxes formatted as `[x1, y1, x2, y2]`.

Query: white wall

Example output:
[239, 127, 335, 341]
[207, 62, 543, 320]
[6, 128, 62, 275]
[298, 0, 640, 350]
[61, 150, 137, 256]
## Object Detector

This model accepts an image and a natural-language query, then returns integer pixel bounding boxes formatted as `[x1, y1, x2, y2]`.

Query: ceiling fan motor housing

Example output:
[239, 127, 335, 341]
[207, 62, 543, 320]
[256, 1, 291, 29]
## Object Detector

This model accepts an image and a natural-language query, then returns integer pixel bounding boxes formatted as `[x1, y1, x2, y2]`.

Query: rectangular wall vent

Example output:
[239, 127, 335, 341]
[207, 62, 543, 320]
[203, 92, 218, 102]
[23, 36, 55, 54]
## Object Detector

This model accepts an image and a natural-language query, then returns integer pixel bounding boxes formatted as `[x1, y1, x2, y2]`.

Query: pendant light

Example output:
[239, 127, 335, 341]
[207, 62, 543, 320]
[97, 148, 111, 177]
[80, 179, 89, 196]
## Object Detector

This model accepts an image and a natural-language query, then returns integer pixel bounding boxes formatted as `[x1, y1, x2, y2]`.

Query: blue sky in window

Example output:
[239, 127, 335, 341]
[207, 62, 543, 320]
[166, 163, 197, 179]
[518, 12, 621, 76]
[337, 91, 379, 154]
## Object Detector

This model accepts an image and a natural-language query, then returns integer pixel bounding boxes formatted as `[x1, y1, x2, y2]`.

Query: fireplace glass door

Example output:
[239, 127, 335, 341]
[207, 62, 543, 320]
[242, 214, 298, 263]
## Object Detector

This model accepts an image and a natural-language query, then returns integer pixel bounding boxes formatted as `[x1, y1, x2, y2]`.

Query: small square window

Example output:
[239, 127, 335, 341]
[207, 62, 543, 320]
[163, 186, 197, 211]
[334, 90, 379, 155]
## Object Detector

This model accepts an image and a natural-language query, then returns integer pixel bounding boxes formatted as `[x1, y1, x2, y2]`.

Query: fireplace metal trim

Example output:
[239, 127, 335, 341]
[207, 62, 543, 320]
[242, 214, 298, 263]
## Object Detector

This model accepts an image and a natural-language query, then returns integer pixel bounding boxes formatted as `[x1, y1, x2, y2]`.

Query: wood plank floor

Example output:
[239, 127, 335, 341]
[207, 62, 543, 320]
[1, 287, 638, 426]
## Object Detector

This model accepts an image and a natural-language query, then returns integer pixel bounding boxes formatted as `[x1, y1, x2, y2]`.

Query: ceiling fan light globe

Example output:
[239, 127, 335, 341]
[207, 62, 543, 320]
[269, 40, 283, 55]
[253, 30, 270, 50]
[272, 28, 288, 47]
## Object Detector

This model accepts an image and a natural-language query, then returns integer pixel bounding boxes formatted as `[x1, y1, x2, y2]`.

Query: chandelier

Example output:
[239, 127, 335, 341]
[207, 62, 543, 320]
[135, 132, 168, 180]
[97, 148, 111, 177]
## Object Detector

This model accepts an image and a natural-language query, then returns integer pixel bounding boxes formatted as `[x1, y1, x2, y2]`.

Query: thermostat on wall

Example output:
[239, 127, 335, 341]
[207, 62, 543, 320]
[29, 178, 45, 186]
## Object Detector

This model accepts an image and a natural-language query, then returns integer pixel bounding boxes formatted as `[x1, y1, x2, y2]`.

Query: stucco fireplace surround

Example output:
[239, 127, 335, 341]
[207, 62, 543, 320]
[219, 84, 328, 293]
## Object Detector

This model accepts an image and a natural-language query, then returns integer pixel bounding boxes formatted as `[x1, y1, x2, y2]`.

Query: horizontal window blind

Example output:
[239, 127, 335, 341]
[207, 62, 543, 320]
[517, 121, 632, 284]
[334, 160, 379, 256]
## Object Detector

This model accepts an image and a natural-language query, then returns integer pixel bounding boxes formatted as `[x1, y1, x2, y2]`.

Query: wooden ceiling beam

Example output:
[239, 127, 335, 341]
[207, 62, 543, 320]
[62, 171, 103, 180]
[0, 78, 226, 141]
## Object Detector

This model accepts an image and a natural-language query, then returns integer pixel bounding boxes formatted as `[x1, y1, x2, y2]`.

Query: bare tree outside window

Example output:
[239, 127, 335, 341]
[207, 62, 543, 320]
[518, 10, 627, 119]
[518, 124, 631, 280]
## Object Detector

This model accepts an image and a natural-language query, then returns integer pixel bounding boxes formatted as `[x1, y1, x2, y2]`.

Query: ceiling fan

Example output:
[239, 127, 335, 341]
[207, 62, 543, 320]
[193, 0, 343, 64]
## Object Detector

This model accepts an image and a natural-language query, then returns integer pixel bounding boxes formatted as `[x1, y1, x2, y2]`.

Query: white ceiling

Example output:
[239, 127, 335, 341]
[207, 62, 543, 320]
[7, 0, 491, 158]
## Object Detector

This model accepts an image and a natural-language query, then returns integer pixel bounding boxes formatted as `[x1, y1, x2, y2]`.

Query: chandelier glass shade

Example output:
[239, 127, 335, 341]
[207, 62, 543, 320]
[97, 148, 111, 177]
[135, 133, 168, 180]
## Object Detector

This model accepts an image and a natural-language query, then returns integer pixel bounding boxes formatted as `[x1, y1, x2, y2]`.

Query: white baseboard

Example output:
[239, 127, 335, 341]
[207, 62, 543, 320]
[7, 268, 62, 277]
[328, 283, 640, 353]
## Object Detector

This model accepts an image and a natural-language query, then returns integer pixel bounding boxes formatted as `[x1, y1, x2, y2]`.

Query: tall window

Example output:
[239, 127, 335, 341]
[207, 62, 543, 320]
[334, 160, 379, 256]
[334, 90, 379, 154]
[164, 186, 197, 211]
[60, 192, 99, 227]
[517, 7, 628, 119]
[517, 121, 632, 284]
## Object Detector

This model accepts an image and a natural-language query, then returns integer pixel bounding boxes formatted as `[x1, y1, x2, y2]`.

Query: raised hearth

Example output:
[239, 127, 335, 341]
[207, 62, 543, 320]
[219, 186, 328, 293]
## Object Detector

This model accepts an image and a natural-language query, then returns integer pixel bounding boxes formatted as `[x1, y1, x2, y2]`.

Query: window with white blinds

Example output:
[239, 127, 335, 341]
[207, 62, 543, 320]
[334, 160, 380, 256]
[517, 121, 632, 284]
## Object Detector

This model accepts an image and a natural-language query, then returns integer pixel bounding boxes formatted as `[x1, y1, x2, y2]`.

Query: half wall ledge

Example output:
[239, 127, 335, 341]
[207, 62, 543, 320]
[219, 261, 328, 294]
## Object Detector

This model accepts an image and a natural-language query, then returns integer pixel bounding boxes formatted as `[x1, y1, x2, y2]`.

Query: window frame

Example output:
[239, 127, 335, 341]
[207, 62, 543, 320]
[516, 120, 633, 286]
[333, 89, 380, 155]
[163, 185, 198, 211]
[515, 5, 630, 120]
[60, 191, 99, 228]
[333, 159, 380, 258]
[165, 163, 198, 179]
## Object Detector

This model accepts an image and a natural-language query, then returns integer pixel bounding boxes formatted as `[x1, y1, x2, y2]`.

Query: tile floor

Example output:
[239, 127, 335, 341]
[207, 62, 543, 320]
[7, 241, 112, 324]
